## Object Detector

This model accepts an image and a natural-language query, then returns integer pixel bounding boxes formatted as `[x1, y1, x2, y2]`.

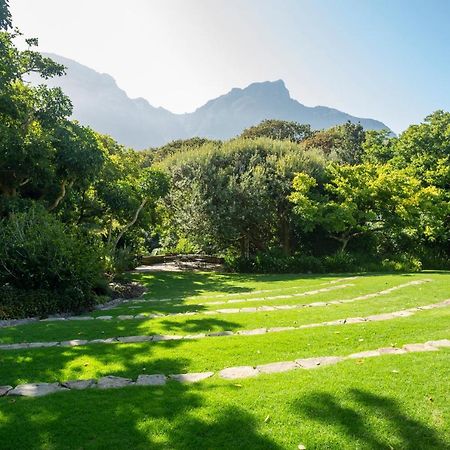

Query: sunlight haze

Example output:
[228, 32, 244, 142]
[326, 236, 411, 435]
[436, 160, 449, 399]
[10, 0, 450, 132]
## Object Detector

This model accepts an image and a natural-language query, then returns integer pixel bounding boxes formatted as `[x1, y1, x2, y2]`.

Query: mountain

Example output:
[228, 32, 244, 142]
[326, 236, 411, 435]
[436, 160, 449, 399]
[33, 54, 391, 149]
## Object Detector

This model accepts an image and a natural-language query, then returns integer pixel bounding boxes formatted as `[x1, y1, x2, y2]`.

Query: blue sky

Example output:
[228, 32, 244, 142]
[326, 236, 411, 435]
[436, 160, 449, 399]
[11, 0, 450, 133]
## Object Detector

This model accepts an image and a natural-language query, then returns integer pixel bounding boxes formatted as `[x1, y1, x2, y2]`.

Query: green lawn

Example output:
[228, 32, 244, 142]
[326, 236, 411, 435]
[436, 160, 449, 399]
[1, 271, 449, 449]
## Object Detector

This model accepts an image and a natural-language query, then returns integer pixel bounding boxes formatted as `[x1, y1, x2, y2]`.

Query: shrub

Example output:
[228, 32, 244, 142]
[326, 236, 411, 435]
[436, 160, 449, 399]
[0, 206, 106, 319]
[224, 249, 424, 274]
[322, 252, 358, 272]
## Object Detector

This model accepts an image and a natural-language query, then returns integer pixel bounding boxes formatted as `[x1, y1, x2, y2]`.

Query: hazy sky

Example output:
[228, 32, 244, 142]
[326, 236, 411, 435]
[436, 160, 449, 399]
[10, 0, 450, 133]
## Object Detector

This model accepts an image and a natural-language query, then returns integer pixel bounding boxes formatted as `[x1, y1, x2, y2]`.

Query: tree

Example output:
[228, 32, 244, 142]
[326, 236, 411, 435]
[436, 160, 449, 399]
[290, 163, 447, 252]
[302, 121, 366, 164]
[0, 0, 12, 30]
[240, 119, 313, 143]
[161, 138, 327, 257]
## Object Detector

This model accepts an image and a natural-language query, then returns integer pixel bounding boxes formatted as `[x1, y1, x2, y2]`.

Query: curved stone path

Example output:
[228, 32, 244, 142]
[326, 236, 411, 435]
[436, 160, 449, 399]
[0, 279, 431, 329]
[134, 276, 361, 304]
[1, 298, 448, 351]
[196, 283, 354, 306]
[97, 282, 356, 310]
[35, 279, 433, 322]
[2, 339, 448, 397]
[82, 278, 434, 321]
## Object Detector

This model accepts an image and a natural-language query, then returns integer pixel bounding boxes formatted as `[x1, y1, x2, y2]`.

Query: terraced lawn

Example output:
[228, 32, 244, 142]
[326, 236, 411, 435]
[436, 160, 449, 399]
[1, 271, 449, 449]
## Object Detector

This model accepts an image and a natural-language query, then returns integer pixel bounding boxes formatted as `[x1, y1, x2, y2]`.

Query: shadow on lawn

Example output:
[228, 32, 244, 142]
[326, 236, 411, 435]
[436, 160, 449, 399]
[0, 383, 281, 450]
[131, 271, 431, 305]
[158, 317, 241, 333]
[2, 339, 204, 385]
[293, 388, 447, 449]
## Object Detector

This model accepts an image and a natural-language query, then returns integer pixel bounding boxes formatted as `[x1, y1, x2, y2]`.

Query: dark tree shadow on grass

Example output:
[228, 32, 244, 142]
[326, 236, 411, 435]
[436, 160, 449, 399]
[159, 317, 241, 333]
[0, 383, 281, 450]
[292, 389, 448, 449]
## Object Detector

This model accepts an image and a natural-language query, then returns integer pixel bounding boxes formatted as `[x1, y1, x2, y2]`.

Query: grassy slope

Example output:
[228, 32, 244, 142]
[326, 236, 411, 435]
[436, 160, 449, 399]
[0, 271, 449, 449]
[0, 352, 448, 450]
[0, 273, 447, 344]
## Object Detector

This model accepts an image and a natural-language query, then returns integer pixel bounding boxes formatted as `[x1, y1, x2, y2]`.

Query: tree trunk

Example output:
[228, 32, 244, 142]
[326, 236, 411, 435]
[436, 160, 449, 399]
[280, 216, 291, 256]
[111, 197, 148, 253]
[240, 235, 250, 258]
[48, 180, 73, 211]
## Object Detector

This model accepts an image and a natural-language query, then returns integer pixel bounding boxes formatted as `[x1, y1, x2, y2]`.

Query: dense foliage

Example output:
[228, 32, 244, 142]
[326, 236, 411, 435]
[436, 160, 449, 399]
[157, 117, 449, 272]
[0, 3, 167, 318]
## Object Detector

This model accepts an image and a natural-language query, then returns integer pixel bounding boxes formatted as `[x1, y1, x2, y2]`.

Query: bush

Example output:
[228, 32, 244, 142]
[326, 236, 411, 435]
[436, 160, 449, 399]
[322, 252, 358, 272]
[224, 249, 424, 274]
[0, 206, 106, 319]
[224, 249, 325, 274]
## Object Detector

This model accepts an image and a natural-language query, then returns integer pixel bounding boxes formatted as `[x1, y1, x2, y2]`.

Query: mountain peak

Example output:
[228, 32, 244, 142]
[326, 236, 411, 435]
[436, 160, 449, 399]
[33, 54, 391, 148]
[232, 79, 290, 99]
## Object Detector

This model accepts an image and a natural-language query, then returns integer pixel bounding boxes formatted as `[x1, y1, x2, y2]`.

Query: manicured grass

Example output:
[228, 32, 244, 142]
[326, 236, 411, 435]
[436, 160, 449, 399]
[0, 308, 449, 386]
[1, 271, 449, 449]
[0, 352, 448, 449]
[1, 272, 447, 344]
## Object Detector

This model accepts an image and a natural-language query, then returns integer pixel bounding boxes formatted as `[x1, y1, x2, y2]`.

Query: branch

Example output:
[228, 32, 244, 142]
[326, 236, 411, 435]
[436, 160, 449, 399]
[112, 197, 148, 251]
[48, 180, 73, 211]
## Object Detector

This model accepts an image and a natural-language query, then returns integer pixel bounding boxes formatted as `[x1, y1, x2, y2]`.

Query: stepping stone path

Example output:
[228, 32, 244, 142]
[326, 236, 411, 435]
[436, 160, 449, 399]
[136, 374, 167, 386]
[8, 383, 68, 397]
[169, 372, 214, 383]
[295, 356, 344, 368]
[219, 366, 260, 379]
[97, 376, 133, 389]
[1, 299, 448, 352]
[62, 379, 96, 390]
[3, 339, 448, 397]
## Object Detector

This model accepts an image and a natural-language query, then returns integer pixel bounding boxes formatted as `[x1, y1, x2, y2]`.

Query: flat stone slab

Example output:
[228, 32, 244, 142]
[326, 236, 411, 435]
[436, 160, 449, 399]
[27, 341, 59, 348]
[237, 328, 267, 336]
[0, 386, 13, 396]
[136, 374, 167, 386]
[323, 319, 345, 326]
[169, 372, 214, 383]
[96, 316, 113, 320]
[60, 340, 88, 347]
[345, 317, 367, 324]
[296, 356, 343, 369]
[8, 383, 67, 397]
[216, 308, 240, 314]
[90, 338, 117, 344]
[256, 361, 297, 374]
[184, 333, 206, 339]
[152, 335, 183, 341]
[117, 315, 135, 320]
[348, 350, 381, 359]
[240, 307, 258, 313]
[268, 326, 296, 333]
[97, 376, 133, 389]
[0, 343, 30, 350]
[403, 343, 439, 352]
[257, 306, 276, 312]
[219, 366, 259, 379]
[208, 331, 234, 337]
[426, 339, 450, 348]
[378, 347, 406, 355]
[274, 305, 296, 310]
[68, 316, 94, 321]
[62, 379, 96, 390]
[116, 335, 153, 343]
